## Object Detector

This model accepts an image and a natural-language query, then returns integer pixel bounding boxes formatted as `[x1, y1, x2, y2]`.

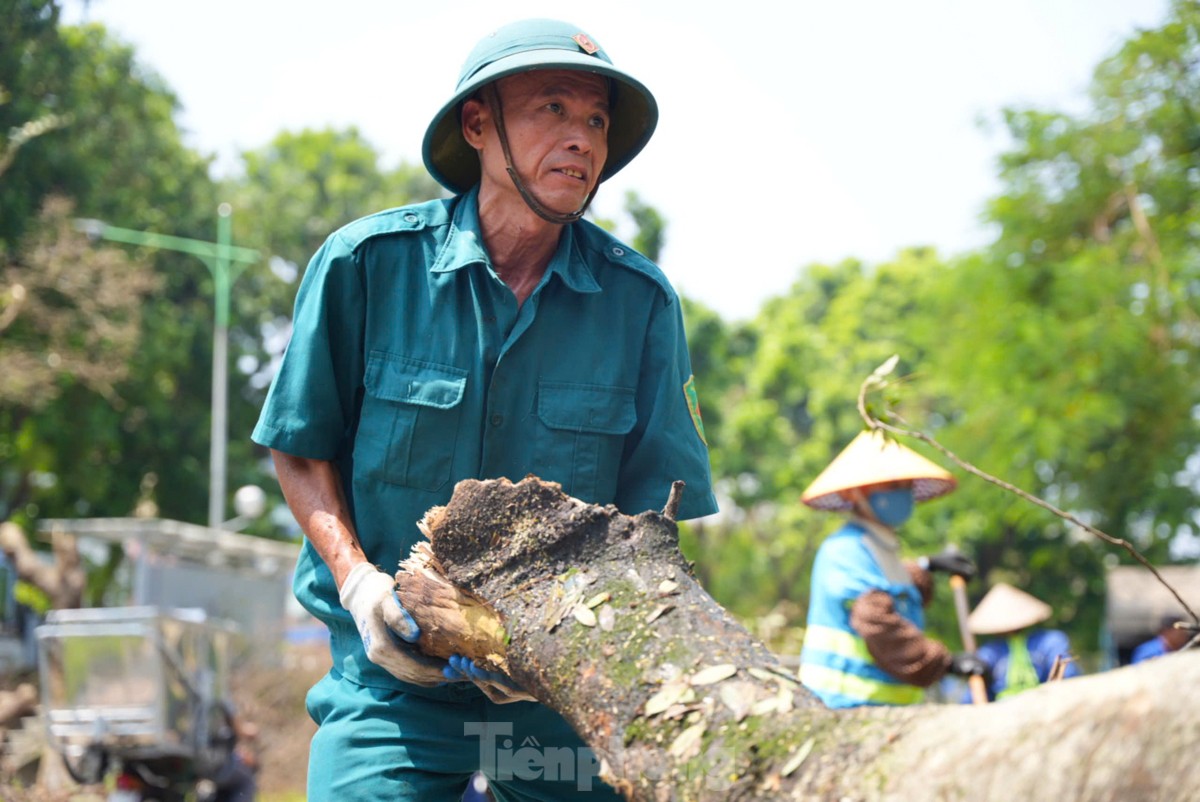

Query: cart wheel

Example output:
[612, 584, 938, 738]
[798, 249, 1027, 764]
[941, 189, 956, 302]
[192, 699, 237, 779]
[62, 742, 109, 785]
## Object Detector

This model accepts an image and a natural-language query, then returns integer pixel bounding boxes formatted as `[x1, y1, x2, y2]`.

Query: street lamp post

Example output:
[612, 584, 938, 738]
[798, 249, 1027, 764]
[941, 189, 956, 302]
[76, 204, 260, 529]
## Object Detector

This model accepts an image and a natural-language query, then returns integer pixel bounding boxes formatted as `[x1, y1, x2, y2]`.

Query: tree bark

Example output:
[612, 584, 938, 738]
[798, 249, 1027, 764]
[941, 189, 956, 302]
[0, 683, 36, 729]
[396, 475, 1200, 802]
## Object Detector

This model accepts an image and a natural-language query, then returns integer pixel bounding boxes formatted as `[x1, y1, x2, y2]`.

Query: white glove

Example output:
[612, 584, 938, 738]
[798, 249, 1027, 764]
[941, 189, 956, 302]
[339, 562, 447, 687]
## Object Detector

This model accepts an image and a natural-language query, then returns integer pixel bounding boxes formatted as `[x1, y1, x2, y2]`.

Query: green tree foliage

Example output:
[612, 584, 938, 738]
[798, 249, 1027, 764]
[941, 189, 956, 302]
[1, 3, 463, 537]
[0, 198, 162, 533]
[681, 1, 1200, 659]
[228, 127, 444, 281]
[623, 190, 666, 262]
[0, 6, 223, 529]
[909, 0, 1200, 647]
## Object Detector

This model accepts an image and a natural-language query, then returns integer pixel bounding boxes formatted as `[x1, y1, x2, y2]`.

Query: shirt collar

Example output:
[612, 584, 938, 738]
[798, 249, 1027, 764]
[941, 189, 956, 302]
[849, 512, 900, 551]
[431, 186, 601, 295]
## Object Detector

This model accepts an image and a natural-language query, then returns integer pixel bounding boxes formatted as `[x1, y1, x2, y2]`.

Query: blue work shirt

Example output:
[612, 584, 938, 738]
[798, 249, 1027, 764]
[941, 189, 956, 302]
[252, 186, 717, 694]
[1131, 635, 1170, 664]
[963, 629, 1080, 702]
[799, 521, 926, 708]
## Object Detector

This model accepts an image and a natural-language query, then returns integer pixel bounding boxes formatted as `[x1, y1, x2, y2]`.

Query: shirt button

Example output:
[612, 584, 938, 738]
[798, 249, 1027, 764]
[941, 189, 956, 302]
[611, 246, 625, 256]
[490, 414, 504, 427]
[404, 213, 419, 224]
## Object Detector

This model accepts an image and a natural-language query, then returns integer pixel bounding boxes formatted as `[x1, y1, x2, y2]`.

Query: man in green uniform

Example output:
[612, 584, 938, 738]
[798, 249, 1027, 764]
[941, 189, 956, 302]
[252, 18, 717, 802]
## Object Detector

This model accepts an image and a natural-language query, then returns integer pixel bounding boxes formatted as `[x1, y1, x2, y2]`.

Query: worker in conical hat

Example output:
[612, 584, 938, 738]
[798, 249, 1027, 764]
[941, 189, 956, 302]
[963, 583, 1080, 701]
[799, 429, 989, 708]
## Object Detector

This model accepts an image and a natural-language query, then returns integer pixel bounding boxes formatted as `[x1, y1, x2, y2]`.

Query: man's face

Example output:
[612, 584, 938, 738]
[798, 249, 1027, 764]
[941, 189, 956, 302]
[466, 69, 611, 215]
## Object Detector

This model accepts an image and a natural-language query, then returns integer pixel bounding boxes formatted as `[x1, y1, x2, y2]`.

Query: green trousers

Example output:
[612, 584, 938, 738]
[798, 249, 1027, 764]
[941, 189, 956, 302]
[304, 670, 624, 801]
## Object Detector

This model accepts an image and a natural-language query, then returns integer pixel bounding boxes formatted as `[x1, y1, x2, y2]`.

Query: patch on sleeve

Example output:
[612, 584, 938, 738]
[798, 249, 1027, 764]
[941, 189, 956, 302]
[683, 374, 707, 446]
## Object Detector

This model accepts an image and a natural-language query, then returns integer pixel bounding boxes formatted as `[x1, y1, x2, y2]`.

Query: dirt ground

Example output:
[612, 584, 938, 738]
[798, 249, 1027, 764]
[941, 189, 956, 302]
[230, 642, 329, 798]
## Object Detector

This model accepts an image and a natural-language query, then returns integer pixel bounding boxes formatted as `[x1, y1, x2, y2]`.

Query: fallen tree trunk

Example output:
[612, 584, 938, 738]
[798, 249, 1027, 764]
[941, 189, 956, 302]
[395, 476, 1200, 801]
[0, 521, 85, 610]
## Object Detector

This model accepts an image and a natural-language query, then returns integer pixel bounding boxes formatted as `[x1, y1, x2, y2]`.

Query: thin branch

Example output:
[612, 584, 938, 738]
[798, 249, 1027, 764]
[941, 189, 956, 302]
[662, 480, 685, 521]
[857, 360, 1199, 626]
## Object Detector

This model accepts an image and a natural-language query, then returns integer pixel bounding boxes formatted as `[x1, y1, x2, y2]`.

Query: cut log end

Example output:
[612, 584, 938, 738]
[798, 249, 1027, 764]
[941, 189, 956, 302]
[394, 542, 510, 672]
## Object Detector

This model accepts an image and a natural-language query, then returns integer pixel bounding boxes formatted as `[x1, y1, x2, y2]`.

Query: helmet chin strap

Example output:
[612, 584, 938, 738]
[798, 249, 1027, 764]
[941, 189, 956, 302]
[484, 83, 600, 225]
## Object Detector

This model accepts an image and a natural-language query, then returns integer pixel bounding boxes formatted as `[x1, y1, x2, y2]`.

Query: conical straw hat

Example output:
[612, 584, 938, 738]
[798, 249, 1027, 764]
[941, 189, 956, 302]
[967, 583, 1052, 635]
[800, 430, 957, 511]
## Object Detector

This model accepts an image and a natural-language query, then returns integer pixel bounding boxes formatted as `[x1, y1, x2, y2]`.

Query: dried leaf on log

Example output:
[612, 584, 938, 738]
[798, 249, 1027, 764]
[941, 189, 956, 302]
[644, 680, 693, 717]
[780, 737, 815, 777]
[572, 604, 598, 627]
[690, 663, 738, 686]
[585, 591, 611, 608]
[598, 604, 616, 632]
[667, 721, 707, 761]
[645, 603, 673, 623]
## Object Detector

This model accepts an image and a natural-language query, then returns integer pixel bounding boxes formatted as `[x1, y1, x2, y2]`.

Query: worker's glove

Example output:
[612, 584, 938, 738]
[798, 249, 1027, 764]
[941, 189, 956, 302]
[918, 549, 977, 580]
[443, 654, 537, 705]
[948, 652, 991, 682]
[339, 563, 446, 687]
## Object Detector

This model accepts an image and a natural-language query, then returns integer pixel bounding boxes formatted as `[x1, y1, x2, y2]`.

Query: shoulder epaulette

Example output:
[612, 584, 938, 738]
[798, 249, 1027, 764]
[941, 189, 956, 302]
[332, 198, 453, 251]
[573, 219, 678, 304]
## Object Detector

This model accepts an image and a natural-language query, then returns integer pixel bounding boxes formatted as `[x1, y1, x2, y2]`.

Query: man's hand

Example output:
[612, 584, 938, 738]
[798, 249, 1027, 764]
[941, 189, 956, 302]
[918, 549, 977, 580]
[948, 652, 991, 683]
[444, 655, 537, 705]
[338, 563, 446, 686]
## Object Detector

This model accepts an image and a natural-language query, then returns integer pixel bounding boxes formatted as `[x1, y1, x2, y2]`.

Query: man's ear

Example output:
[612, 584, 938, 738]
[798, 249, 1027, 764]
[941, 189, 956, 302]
[461, 99, 487, 151]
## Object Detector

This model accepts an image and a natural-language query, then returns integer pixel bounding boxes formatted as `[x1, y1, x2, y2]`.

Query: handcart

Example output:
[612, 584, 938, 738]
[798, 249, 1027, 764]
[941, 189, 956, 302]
[36, 606, 241, 800]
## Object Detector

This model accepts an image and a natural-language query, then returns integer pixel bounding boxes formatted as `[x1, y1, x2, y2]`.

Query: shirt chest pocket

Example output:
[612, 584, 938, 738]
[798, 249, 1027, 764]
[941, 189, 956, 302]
[535, 381, 637, 504]
[359, 352, 467, 492]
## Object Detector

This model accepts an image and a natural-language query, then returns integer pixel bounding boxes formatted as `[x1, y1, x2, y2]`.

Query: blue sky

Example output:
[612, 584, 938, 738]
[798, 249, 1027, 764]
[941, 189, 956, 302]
[66, 0, 1170, 320]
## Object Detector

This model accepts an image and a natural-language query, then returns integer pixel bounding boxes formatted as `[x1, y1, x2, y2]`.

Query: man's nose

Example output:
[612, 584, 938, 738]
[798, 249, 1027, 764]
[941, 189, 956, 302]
[562, 119, 596, 152]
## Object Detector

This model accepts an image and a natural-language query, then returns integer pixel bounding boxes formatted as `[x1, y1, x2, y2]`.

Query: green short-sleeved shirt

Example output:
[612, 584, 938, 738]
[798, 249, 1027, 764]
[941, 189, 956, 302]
[253, 186, 717, 692]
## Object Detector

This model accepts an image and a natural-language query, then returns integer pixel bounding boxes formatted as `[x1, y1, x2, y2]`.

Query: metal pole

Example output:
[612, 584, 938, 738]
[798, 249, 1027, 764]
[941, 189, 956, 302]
[208, 203, 233, 529]
[74, 209, 259, 529]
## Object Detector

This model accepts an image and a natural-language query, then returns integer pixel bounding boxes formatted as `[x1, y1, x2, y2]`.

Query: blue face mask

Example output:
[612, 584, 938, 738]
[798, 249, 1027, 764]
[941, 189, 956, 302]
[868, 487, 914, 527]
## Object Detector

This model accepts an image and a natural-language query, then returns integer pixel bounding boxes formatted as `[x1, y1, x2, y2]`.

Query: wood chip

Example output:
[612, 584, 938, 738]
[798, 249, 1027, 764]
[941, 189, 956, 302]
[572, 604, 597, 627]
[690, 663, 737, 686]
[657, 579, 679, 596]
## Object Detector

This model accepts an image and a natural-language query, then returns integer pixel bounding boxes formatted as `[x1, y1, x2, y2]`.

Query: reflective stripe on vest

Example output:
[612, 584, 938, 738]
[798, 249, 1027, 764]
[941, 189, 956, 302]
[802, 623, 875, 662]
[800, 624, 924, 706]
[799, 663, 924, 706]
[998, 635, 1040, 699]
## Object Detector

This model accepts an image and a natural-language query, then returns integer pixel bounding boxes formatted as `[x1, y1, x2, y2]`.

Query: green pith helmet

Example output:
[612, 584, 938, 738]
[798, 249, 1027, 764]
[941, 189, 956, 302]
[422, 18, 658, 195]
